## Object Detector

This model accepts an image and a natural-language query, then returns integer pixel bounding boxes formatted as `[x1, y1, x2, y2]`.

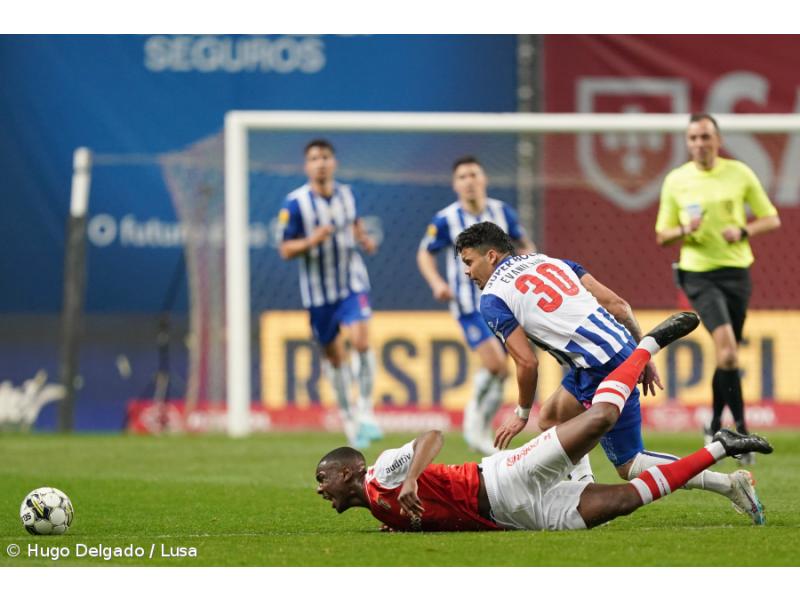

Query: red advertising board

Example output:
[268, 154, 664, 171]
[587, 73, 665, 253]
[126, 400, 800, 434]
[542, 35, 800, 309]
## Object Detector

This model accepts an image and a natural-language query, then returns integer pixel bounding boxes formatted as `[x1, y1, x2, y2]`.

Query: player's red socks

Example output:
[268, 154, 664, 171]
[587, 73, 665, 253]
[630, 444, 724, 505]
[592, 348, 652, 412]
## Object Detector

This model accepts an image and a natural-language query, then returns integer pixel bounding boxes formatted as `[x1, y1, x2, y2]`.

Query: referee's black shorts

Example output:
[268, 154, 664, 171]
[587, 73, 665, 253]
[678, 267, 752, 342]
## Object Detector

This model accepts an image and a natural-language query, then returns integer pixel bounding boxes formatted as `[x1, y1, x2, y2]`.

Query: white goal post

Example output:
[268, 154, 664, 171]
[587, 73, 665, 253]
[224, 110, 800, 437]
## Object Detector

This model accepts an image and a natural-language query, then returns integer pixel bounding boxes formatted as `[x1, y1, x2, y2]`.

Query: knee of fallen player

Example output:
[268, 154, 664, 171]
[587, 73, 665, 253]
[608, 485, 642, 518]
[578, 483, 641, 528]
[614, 459, 634, 481]
[585, 403, 620, 437]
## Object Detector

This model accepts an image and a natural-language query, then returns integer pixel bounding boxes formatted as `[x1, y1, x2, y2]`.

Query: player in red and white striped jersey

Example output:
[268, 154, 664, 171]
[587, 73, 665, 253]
[315, 312, 773, 532]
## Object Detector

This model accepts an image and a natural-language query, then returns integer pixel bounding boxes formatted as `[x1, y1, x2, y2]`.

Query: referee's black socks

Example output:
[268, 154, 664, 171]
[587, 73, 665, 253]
[712, 367, 748, 435]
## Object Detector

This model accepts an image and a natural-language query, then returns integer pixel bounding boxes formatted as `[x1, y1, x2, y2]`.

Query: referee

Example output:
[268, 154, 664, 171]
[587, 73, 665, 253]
[655, 113, 781, 463]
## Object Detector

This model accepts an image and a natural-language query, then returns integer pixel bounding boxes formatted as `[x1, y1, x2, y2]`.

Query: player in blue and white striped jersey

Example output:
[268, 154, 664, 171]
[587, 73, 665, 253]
[278, 139, 381, 449]
[452, 222, 765, 524]
[417, 156, 535, 455]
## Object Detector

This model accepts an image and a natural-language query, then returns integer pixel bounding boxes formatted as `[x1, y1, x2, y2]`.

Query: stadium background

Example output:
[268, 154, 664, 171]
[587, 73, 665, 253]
[1, 34, 798, 432]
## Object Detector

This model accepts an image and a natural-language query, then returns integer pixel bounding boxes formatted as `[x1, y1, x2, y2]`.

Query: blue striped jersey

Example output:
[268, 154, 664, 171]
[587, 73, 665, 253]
[420, 199, 526, 318]
[278, 182, 370, 308]
[479, 254, 634, 369]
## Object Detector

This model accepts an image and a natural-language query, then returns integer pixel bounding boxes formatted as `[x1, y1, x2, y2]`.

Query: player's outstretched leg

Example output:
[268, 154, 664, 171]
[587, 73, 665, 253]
[715, 428, 774, 525]
[644, 311, 701, 349]
[557, 312, 700, 464]
[625, 447, 767, 524]
[617, 313, 770, 524]
[592, 312, 700, 413]
[578, 430, 774, 528]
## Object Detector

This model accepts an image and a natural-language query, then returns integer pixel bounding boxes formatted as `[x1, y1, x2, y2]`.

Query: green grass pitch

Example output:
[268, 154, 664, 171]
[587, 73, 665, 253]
[1, 430, 798, 566]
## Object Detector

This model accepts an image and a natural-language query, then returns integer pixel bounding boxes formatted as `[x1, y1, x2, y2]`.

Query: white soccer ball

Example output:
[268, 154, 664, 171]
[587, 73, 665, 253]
[20, 487, 75, 535]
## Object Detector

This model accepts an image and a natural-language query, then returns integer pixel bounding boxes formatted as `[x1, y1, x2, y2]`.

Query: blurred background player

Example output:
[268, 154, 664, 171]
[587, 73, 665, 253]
[316, 311, 774, 532]
[417, 156, 535, 455]
[454, 222, 766, 524]
[278, 139, 381, 448]
[655, 113, 781, 463]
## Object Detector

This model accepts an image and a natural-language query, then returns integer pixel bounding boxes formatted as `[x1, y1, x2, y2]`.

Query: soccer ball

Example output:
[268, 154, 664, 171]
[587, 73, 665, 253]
[19, 487, 75, 535]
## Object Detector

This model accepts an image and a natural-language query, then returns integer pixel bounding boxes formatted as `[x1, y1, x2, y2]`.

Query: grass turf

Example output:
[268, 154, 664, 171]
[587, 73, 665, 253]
[0, 430, 798, 566]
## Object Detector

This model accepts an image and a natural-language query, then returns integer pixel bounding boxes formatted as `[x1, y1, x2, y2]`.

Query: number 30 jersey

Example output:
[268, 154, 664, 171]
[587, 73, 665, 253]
[479, 254, 634, 369]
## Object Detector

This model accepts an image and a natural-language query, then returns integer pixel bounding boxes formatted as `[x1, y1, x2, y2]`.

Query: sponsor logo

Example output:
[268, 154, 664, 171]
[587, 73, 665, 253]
[576, 77, 689, 210]
[127, 402, 271, 434]
[505, 432, 547, 467]
[385, 453, 412, 475]
[87, 214, 269, 249]
[144, 35, 326, 74]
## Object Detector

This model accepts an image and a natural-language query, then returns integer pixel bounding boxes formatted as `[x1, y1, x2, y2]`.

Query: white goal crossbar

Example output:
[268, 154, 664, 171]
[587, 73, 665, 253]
[224, 110, 800, 436]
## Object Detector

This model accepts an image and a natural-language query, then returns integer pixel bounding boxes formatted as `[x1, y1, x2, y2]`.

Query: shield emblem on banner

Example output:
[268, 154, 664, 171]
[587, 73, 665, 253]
[577, 78, 689, 210]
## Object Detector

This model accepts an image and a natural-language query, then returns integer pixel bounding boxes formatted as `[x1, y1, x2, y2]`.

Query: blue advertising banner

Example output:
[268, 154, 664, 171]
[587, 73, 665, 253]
[0, 35, 517, 313]
[0, 35, 517, 430]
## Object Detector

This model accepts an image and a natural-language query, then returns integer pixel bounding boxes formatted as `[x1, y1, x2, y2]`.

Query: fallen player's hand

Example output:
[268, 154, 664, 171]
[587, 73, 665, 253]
[494, 413, 527, 450]
[398, 479, 423, 518]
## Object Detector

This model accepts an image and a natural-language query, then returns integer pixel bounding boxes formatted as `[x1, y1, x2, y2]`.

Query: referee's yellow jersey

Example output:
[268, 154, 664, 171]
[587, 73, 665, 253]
[655, 157, 778, 272]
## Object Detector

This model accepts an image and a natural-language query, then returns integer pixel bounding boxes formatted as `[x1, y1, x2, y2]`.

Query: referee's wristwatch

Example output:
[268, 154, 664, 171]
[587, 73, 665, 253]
[515, 405, 531, 420]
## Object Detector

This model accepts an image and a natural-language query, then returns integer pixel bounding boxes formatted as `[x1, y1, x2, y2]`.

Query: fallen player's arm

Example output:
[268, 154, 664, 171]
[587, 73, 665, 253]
[397, 430, 444, 517]
[494, 326, 538, 449]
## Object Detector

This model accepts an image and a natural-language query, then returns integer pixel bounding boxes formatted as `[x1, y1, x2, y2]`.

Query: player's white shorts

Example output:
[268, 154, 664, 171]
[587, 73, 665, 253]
[480, 427, 589, 531]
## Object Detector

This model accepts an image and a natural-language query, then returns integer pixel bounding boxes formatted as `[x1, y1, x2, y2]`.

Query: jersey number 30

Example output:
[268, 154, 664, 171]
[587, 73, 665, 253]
[514, 263, 578, 312]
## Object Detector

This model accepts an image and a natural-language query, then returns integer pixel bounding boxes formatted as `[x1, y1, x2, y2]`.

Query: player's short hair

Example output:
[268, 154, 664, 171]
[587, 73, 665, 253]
[318, 446, 365, 468]
[454, 222, 515, 257]
[452, 155, 482, 173]
[689, 113, 720, 134]
[304, 138, 336, 156]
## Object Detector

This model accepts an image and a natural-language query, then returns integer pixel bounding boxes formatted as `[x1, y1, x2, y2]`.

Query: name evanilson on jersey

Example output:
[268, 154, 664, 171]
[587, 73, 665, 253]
[488, 254, 543, 286]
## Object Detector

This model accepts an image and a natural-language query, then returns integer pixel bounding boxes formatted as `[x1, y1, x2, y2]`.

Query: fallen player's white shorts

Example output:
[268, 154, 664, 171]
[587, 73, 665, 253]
[480, 427, 589, 531]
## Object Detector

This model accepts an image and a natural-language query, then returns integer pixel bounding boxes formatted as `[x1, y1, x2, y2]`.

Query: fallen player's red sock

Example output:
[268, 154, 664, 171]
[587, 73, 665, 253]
[592, 348, 651, 412]
[630, 443, 724, 504]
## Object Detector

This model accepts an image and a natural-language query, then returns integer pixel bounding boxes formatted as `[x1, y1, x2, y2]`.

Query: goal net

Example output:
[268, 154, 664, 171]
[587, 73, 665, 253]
[158, 111, 800, 436]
